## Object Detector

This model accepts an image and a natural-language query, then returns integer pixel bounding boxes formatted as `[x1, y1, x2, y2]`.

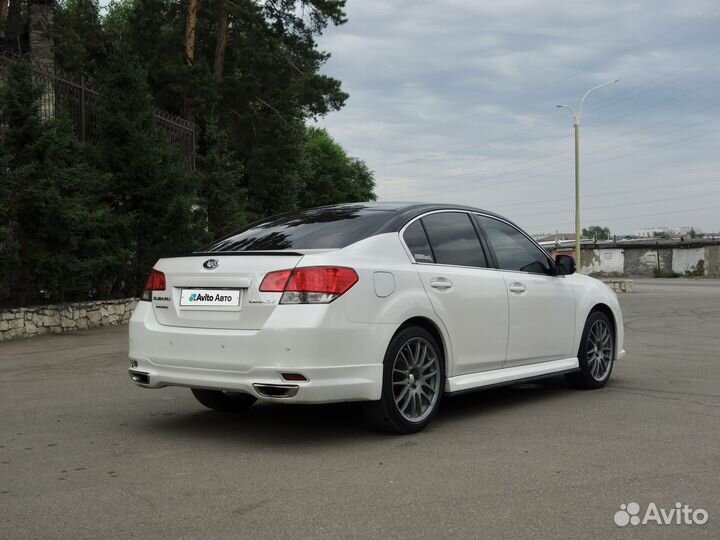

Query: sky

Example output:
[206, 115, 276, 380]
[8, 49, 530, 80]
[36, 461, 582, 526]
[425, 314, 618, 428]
[315, 0, 720, 235]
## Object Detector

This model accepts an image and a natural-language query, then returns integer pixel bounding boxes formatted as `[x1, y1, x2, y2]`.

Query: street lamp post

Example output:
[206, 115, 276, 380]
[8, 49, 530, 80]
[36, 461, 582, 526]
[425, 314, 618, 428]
[557, 79, 619, 266]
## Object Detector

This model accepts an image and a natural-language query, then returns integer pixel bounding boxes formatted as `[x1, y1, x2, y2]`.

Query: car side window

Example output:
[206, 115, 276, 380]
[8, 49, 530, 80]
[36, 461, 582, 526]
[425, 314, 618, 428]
[476, 215, 551, 274]
[420, 212, 488, 267]
[403, 220, 435, 263]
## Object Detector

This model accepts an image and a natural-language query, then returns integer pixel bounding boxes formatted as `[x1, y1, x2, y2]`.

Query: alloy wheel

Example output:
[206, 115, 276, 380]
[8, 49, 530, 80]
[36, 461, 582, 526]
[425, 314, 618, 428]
[587, 319, 614, 381]
[391, 337, 441, 422]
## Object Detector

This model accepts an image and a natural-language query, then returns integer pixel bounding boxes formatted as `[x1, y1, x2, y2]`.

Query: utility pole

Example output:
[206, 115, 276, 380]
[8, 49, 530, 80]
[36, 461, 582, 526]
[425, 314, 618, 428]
[557, 79, 619, 266]
[574, 115, 580, 263]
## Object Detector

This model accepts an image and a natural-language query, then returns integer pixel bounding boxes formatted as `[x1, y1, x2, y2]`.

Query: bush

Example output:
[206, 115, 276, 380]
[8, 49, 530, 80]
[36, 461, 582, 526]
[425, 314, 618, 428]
[0, 62, 118, 306]
[653, 268, 680, 278]
[92, 48, 202, 296]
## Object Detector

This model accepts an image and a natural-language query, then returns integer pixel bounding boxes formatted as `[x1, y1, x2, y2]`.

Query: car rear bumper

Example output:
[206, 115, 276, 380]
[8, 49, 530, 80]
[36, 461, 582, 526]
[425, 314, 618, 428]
[128, 301, 389, 403]
[128, 361, 382, 403]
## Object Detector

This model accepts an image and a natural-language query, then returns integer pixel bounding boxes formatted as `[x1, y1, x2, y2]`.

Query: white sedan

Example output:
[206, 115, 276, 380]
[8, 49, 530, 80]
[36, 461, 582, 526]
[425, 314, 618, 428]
[129, 202, 625, 433]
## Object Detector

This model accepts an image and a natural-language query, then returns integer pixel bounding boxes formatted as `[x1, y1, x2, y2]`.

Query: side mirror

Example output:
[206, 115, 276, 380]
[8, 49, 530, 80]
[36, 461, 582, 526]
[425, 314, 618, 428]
[555, 254, 576, 275]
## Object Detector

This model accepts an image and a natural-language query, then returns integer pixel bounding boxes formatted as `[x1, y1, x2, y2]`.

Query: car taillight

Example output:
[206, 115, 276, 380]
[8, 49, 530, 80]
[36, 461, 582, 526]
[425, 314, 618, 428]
[258, 269, 292, 292]
[141, 269, 166, 301]
[259, 266, 358, 304]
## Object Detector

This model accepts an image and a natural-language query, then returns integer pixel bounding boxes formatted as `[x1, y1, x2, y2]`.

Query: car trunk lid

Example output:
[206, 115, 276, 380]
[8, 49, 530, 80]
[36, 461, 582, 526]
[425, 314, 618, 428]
[151, 252, 305, 330]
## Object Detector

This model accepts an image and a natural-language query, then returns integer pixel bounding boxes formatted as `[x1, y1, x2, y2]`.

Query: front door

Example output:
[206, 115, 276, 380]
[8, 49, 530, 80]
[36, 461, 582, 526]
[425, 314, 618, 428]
[475, 215, 576, 367]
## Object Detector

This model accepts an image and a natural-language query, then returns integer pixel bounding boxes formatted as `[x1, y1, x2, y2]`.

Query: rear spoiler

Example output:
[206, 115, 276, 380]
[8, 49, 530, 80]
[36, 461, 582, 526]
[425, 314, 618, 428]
[164, 251, 306, 258]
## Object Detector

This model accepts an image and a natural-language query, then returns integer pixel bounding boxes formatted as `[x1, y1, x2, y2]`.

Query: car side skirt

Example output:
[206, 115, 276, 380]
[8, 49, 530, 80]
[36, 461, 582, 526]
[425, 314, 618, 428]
[445, 357, 580, 394]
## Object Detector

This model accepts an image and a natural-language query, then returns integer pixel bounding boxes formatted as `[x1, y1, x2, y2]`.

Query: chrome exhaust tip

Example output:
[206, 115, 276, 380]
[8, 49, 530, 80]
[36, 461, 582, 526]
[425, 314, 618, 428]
[129, 370, 150, 385]
[252, 383, 299, 398]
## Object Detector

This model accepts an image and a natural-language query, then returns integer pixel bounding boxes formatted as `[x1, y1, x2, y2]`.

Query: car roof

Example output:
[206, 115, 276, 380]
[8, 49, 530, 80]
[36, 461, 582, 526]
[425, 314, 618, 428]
[306, 201, 509, 233]
[196, 202, 521, 255]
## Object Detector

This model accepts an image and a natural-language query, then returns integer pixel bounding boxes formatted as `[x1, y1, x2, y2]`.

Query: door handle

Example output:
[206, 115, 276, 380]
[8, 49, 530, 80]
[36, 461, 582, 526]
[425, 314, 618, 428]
[430, 277, 453, 290]
[508, 282, 527, 294]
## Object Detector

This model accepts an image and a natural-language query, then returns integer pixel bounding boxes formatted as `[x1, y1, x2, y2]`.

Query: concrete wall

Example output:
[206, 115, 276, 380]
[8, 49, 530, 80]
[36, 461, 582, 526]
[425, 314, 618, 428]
[0, 299, 137, 341]
[708, 245, 720, 277]
[671, 247, 705, 276]
[623, 249, 660, 276]
[580, 248, 624, 275]
[576, 243, 720, 277]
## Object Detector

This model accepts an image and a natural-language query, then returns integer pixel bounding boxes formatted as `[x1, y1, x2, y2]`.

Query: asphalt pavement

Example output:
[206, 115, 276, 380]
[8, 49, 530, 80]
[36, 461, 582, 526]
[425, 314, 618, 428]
[1, 278, 719, 539]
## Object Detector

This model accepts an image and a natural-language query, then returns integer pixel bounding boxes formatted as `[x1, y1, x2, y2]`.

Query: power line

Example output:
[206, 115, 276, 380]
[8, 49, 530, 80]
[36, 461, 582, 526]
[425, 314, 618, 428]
[383, 117, 564, 167]
[578, 125, 720, 169]
[490, 5, 720, 107]
[486, 175, 720, 211]
[580, 76, 720, 131]
[527, 204, 720, 232]
[389, 124, 720, 197]
[548, 113, 720, 168]
[443, 5, 720, 127]
[382, 106, 720, 191]
[382, 76, 720, 188]
[378, 6, 720, 167]
[513, 187, 720, 219]
[440, 100, 720, 184]
[585, 50, 720, 114]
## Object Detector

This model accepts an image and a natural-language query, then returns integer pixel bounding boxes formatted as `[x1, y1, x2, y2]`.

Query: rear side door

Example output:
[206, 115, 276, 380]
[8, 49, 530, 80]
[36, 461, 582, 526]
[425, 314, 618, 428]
[474, 215, 575, 367]
[403, 211, 509, 376]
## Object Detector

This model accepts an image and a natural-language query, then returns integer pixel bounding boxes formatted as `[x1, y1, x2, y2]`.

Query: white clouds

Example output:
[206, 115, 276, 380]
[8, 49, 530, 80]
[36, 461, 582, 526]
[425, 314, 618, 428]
[316, 0, 720, 233]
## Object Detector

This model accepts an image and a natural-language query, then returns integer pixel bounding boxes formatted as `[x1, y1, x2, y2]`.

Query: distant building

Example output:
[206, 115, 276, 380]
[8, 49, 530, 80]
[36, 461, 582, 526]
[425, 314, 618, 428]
[534, 232, 577, 243]
[634, 227, 701, 239]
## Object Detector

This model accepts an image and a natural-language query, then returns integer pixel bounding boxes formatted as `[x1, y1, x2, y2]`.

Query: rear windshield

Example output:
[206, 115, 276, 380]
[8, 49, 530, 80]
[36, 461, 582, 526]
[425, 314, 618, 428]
[200, 206, 394, 252]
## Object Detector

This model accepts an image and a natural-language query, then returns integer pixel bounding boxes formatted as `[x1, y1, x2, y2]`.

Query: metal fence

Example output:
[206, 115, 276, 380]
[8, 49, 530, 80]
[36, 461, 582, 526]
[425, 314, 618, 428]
[0, 54, 195, 170]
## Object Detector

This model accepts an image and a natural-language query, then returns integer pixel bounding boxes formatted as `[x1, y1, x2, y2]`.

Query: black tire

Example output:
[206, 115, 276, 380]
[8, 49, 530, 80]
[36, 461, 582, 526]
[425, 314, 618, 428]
[191, 388, 257, 412]
[566, 311, 616, 389]
[363, 326, 445, 434]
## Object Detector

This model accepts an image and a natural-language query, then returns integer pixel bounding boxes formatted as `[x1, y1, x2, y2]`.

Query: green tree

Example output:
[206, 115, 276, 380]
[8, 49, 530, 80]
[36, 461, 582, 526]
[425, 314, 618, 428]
[3, 1, 376, 307]
[0, 61, 43, 304]
[582, 225, 611, 241]
[0, 148, 20, 303]
[298, 127, 376, 208]
[0, 62, 117, 304]
[53, 0, 107, 75]
[109, 0, 353, 222]
[93, 47, 201, 295]
[197, 119, 247, 238]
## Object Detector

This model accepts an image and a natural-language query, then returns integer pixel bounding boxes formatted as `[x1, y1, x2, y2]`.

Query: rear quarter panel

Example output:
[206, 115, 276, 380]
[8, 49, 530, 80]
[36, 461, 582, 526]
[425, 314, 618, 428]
[297, 233, 456, 372]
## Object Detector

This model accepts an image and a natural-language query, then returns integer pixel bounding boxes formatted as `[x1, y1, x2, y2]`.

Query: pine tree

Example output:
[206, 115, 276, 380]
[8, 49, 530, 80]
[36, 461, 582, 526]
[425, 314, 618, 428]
[0, 62, 118, 304]
[53, 0, 107, 75]
[111, 0, 367, 224]
[93, 47, 200, 295]
[197, 119, 247, 238]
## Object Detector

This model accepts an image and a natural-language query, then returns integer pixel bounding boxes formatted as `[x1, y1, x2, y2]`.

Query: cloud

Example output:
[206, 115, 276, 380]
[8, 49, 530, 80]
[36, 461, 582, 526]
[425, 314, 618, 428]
[316, 0, 720, 234]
